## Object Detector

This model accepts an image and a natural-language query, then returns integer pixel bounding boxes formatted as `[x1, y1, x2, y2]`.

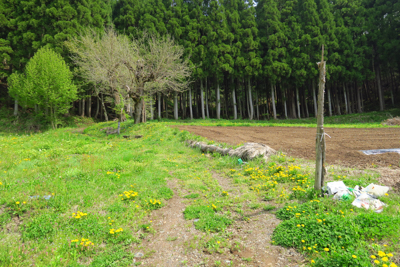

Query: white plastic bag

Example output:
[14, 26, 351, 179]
[327, 181, 347, 195]
[351, 193, 386, 213]
[361, 184, 389, 197]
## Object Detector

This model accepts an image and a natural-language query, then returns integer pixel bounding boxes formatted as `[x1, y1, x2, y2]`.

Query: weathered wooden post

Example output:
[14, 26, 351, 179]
[315, 45, 326, 191]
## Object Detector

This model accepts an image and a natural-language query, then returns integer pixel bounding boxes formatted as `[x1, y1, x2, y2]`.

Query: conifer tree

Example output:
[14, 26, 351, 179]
[113, 0, 141, 36]
[223, 0, 244, 119]
[257, 0, 289, 120]
[204, 0, 231, 119]
[237, 0, 261, 120]
[6, 0, 112, 68]
[0, 0, 12, 80]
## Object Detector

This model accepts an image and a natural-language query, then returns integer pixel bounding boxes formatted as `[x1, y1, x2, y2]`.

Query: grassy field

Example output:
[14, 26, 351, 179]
[0, 119, 399, 266]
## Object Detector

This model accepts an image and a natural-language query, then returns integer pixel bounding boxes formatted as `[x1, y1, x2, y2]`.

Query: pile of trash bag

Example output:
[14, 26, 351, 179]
[325, 181, 390, 213]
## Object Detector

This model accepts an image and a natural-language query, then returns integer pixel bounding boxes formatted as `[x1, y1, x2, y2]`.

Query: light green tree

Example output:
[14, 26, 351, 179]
[8, 47, 77, 128]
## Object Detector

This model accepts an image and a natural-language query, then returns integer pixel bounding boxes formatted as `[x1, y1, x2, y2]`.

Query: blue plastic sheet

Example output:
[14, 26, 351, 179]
[361, 148, 400, 155]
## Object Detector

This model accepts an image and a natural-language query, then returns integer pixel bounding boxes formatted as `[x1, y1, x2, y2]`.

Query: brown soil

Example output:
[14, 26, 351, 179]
[132, 176, 304, 267]
[174, 126, 400, 169]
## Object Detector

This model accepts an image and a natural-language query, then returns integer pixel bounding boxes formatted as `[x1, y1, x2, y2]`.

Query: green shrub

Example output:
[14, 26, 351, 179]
[312, 248, 372, 267]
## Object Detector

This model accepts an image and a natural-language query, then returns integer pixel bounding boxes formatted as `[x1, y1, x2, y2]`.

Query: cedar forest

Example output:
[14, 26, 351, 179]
[0, 0, 399, 123]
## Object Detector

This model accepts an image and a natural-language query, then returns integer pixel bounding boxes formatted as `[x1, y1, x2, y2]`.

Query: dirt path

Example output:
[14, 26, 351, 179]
[132, 173, 304, 267]
[211, 171, 304, 267]
[131, 180, 205, 267]
[174, 126, 400, 169]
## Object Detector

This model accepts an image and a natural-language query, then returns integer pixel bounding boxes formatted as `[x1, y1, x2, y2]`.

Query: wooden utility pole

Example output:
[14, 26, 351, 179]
[315, 45, 326, 191]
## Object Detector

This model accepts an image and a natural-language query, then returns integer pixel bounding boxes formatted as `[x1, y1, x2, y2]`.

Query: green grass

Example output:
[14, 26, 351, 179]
[1, 117, 399, 267]
[160, 108, 400, 128]
[0, 120, 226, 266]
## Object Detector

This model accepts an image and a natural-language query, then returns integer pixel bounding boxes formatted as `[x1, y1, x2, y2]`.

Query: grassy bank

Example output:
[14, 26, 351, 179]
[162, 109, 400, 128]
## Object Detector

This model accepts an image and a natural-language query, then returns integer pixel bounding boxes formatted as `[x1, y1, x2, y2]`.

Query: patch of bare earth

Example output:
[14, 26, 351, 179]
[131, 172, 304, 267]
[130, 179, 205, 266]
[212, 171, 304, 267]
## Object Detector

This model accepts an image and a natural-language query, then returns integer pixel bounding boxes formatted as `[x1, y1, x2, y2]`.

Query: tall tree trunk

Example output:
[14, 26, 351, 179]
[247, 78, 254, 120]
[127, 101, 130, 119]
[291, 88, 297, 118]
[334, 84, 341, 115]
[232, 77, 237, 120]
[238, 96, 242, 119]
[255, 91, 260, 120]
[158, 93, 162, 119]
[81, 99, 85, 117]
[355, 81, 362, 113]
[13, 99, 18, 116]
[87, 96, 91, 117]
[189, 88, 193, 120]
[101, 93, 108, 121]
[347, 84, 352, 114]
[271, 82, 277, 119]
[150, 97, 154, 120]
[375, 56, 385, 111]
[312, 80, 317, 117]
[78, 99, 82, 116]
[205, 78, 209, 118]
[264, 84, 269, 119]
[246, 84, 250, 119]
[174, 91, 178, 120]
[315, 48, 326, 191]
[134, 97, 143, 124]
[142, 100, 146, 123]
[95, 95, 100, 118]
[181, 92, 186, 119]
[283, 87, 288, 119]
[304, 88, 309, 118]
[343, 83, 348, 114]
[301, 89, 306, 118]
[200, 79, 205, 119]
[216, 82, 221, 119]
[296, 86, 301, 119]
[166, 94, 169, 119]
[195, 88, 199, 118]
[327, 85, 332, 116]
[390, 70, 395, 106]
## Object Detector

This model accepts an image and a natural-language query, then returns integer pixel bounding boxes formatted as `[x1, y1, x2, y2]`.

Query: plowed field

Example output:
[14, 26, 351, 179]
[175, 126, 400, 169]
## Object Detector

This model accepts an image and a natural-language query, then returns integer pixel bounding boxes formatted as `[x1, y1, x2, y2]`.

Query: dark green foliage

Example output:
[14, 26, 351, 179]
[273, 201, 400, 256]
[2, 0, 400, 123]
[5, 0, 112, 69]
